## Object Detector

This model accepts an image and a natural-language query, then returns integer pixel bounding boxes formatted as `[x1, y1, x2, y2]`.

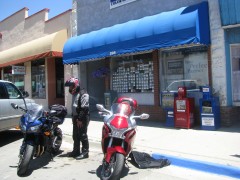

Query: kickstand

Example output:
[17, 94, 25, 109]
[125, 159, 130, 168]
[49, 152, 54, 161]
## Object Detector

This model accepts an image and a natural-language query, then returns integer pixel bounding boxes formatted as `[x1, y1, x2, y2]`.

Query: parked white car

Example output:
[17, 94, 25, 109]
[163, 79, 204, 107]
[165, 79, 202, 93]
[0, 80, 35, 132]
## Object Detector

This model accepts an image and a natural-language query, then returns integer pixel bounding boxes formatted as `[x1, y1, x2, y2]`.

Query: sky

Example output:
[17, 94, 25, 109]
[0, 0, 72, 22]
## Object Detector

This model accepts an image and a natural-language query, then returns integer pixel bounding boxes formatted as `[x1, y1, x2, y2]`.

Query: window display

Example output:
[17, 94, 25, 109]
[31, 59, 46, 99]
[160, 47, 208, 107]
[55, 58, 64, 98]
[160, 48, 209, 92]
[111, 54, 154, 93]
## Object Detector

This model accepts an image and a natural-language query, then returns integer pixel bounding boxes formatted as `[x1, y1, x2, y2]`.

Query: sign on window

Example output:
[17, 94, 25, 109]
[12, 66, 26, 75]
[110, 0, 137, 9]
[167, 60, 183, 75]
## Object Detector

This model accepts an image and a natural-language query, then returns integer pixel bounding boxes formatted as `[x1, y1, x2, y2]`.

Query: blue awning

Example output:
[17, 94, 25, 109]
[63, 1, 210, 64]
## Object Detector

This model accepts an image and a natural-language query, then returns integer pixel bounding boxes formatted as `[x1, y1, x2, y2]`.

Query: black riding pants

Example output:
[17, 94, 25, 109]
[72, 115, 90, 153]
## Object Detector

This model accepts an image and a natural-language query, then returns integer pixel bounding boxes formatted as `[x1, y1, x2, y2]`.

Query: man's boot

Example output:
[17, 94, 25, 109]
[75, 144, 89, 160]
[75, 151, 89, 160]
[76, 132, 89, 160]
[68, 142, 80, 157]
[68, 150, 80, 157]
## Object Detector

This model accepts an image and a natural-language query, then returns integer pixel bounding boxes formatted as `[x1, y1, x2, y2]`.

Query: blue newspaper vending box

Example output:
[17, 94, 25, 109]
[199, 86, 220, 130]
[161, 92, 177, 127]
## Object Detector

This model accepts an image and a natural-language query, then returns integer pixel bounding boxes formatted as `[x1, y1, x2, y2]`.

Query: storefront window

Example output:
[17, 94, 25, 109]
[31, 59, 46, 99]
[3, 66, 13, 81]
[111, 53, 154, 93]
[55, 58, 64, 98]
[160, 47, 209, 92]
[3, 65, 25, 93]
[231, 44, 240, 105]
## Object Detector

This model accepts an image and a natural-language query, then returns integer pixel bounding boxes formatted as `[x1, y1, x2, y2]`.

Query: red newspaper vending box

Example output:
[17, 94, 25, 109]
[174, 86, 195, 129]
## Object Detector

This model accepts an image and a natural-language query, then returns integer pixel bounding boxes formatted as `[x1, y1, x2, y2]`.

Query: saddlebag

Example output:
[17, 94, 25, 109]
[49, 104, 67, 124]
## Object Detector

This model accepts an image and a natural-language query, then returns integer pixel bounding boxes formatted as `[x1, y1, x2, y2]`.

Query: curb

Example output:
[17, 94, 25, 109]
[152, 153, 240, 179]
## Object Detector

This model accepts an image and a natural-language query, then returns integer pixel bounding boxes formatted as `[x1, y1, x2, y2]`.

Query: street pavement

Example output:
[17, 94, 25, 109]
[59, 113, 240, 179]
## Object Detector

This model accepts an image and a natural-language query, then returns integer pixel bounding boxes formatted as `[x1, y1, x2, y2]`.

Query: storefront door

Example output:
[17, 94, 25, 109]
[230, 44, 240, 106]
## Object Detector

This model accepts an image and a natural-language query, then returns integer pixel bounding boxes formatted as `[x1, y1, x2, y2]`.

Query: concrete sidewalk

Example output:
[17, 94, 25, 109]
[59, 116, 240, 178]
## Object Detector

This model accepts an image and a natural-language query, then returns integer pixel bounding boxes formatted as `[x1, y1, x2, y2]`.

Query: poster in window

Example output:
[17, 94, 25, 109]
[184, 53, 208, 84]
[167, 60, 183, 75]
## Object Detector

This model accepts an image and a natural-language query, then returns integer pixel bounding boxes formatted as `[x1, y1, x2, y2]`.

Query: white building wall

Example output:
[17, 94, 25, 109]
[63, 2, 80, 113]
[0, 8, 47, 50]
[208, 0, 227, 106]
[0, 8, 72, 50]
[64, 65, 80, 114]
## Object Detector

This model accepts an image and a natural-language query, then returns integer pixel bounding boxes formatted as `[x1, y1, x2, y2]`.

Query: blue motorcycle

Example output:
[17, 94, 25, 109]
[11, 102, 67, 176]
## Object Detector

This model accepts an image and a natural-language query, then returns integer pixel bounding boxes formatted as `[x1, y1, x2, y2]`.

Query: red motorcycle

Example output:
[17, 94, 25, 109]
[96, 97, 149, 180]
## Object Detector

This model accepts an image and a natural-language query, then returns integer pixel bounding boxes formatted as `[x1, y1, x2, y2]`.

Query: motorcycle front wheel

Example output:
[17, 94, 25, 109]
[17, 144, 34, 176]
[101, 153, 125, 180]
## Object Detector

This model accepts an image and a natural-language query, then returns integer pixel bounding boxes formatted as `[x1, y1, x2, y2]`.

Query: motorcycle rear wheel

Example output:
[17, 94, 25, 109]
[17, 144, 34, 176]
[101, 153, 125, 180]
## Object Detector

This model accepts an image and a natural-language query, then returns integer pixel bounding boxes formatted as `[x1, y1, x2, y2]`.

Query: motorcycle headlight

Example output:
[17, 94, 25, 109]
[20, 124, 26, 132]
[27, 124, 41, 133]
[110, 126, 128, 139]
[19, 121, 26, 132]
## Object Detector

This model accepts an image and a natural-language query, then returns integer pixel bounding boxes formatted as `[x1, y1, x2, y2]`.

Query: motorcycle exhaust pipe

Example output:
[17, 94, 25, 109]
[36, 145, 41, 157]
[39, 146, 45, 156]
[36, 145, 45, 157]
[52, 137, 57, 149]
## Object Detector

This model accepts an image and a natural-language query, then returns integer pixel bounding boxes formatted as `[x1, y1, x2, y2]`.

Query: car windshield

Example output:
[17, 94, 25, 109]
[26, 103, 44, 122]
[111, 103, 133, 116]
[166, 80, 200, 92]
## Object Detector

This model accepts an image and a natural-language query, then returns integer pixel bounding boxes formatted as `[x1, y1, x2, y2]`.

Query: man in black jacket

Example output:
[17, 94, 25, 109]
[65, 77, 90, 159]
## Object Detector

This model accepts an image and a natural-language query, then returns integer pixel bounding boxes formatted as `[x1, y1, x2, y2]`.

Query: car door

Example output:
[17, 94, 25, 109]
[3, 82, 25, 121]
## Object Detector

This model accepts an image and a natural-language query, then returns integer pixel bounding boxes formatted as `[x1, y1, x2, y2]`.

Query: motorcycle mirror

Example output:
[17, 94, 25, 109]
[96, 104, 105, 111]
[22, 91, 29, 98]
[140, 113, 149, 120]
[98, 111, 107, 117]
[11, 103, 18, 109]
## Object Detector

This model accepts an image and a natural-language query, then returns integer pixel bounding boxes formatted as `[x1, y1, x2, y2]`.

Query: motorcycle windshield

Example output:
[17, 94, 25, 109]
[26, 103, 44, 122]
[111, 103, 133, 117]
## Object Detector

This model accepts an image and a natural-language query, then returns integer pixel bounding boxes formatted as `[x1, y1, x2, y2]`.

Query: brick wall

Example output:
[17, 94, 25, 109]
[153, 50, 160, 106]
[136, 105, 240, 128]
[220, 106, 240, 127]
[136, 105, 165, 122]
